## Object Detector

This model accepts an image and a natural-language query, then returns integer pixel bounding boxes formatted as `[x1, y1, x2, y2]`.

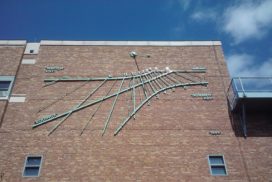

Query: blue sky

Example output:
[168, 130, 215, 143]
[0, 0, 272, 77]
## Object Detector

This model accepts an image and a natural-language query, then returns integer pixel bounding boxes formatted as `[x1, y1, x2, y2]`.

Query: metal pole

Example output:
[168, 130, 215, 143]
[165, 74, 179, 92]
[34, 72, 204, 127]
[141, 74, 151, 95]
[141, 74, 152, 105]
[139, 74, 148, 99]
[132, 75, 136, 119]
[242, 103, 247, 138]
[152, 72, 167, 94]
[80, 80, 117, 136]
[158, 74, 172, 87]
[239, 77, 246, 97]
[145, 74, 156, 89]
[166, 74, 181, 84]
[48, 78, 108, 135]
[135, 76, 143, 102]
[38, 79, 90, 113]
[153, 71, 170, 93]
[114, 81, 209, 135]
[102, 77, 125, 136]
[127, 76, 133, 116]
[144, 74, 156, 94]
[145, 74, 159, 99]
[150, 72, 164, 89]
[175, 72, 197, 82]
[133, 57, 140, 71]
[43, 79, 59, 87]
[43, 70, 206, 83]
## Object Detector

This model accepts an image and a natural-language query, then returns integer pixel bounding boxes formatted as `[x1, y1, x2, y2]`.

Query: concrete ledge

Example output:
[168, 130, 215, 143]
[9, 96, 26, 103]
[0, 40, 27, 45]
[24, 43, 40, 54]
[0, 40, 222, 46]
[40, 40, 222, 46]
[22, 59, 36, 64]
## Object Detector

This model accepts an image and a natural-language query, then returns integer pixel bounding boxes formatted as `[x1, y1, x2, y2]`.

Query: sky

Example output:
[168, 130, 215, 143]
[0, 0, 272, 77]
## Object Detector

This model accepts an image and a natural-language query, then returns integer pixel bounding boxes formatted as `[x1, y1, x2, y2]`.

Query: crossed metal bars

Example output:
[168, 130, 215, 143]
[34, 67, 208, 135]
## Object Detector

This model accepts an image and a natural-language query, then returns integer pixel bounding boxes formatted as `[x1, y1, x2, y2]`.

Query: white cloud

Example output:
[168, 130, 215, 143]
[223, 0, 272, 43]
[191, 10, 217, 22]
[227, 53, 272, 77]
[227, 54, 253, 77]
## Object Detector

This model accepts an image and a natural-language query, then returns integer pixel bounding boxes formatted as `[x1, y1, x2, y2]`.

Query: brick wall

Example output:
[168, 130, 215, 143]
[0, 42, 271, 181]
[0, 45, 25, 127]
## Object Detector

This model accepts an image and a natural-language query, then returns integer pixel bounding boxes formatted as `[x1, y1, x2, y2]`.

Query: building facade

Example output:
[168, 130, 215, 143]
[0, 40, 271, 181]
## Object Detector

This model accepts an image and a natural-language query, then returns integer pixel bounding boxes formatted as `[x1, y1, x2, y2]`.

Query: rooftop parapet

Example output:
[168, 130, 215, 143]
[227, 77, 272, 111]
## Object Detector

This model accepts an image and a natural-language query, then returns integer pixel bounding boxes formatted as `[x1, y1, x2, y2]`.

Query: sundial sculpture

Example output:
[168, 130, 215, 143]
[33, 52, 211, 136]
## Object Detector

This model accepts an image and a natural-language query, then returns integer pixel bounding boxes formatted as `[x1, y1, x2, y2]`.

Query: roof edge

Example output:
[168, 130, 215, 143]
[0, 40, 27, 45]
[40, 40, 222, 46]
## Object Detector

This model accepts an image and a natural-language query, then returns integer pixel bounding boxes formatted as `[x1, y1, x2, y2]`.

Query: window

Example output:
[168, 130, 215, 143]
[208, 155, 227, 176]
[22, 156, 43, 177]
[29, 49, 34, 53]
[0, 76, 14, 99]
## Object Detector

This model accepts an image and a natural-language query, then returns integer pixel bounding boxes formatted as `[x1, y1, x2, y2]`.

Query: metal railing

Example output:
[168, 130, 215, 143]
[227, 77, 272, 110]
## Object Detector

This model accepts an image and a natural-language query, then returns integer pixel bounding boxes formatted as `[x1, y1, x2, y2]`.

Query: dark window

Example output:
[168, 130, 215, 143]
[23, 156, 42, 177]
[208, 155, 227, 176]
[30, 49, 34, 53]
[0, 76, 14, 99]
[0, 81, 11, 91]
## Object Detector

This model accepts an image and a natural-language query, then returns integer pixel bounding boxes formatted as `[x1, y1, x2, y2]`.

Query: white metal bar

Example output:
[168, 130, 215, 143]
[114, 81, 209, 135]
[102, 78, 125, 135]
[80, 80, 117, 136]
[48, 78, 108, 135]
[33, 71, 208, 128]
[43, 70, 206, 83]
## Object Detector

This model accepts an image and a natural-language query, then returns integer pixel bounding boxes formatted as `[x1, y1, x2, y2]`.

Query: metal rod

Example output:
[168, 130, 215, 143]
[139, 74, 148, 99]
[242, 103, 247, 138]
[233, 79, 238, 93]
[135, 76, 143, 102]
[187, 71, 204, 80]
[133, 57, 140, 71]
[145, 74, 156, 89]
[141, 74, 151, 95]
[43, 79, 59, 87]
[44, 70, 206, 82]
[141, 74, 152, 105]
[150, 72, 164, 89]
[134, 77, 142, 101]
[102, 77, 125, 136]
[144, 74, 156, 93]
[127, 76, 133, 116]
[38, 80, 90, 113]
[146, 74, 160, 99]
[157, 72, 172, 87]
[114, 81, 209, 135]
[80, 80, 117, 136]
[239, 77, 246, 97]
[153, 72, 170, 94]
[165, 74, 178, 92]
[144, 74, 159, 100]
[48, 78, 108, 135]
[175, 72, 197, 82]
[33, 71, 208, 128]
[132, 75, 136, 118]
[166, 74, 180, 84]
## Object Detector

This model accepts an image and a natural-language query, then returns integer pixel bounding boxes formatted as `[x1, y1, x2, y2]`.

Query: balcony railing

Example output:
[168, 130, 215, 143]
[227, 77, 272, 110]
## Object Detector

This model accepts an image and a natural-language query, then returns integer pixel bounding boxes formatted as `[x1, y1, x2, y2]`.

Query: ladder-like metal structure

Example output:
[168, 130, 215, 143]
[34, 67, 208, 136]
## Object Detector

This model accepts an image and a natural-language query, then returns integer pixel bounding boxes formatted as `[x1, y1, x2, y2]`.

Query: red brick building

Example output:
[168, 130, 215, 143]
[0, 40, 271, 181]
